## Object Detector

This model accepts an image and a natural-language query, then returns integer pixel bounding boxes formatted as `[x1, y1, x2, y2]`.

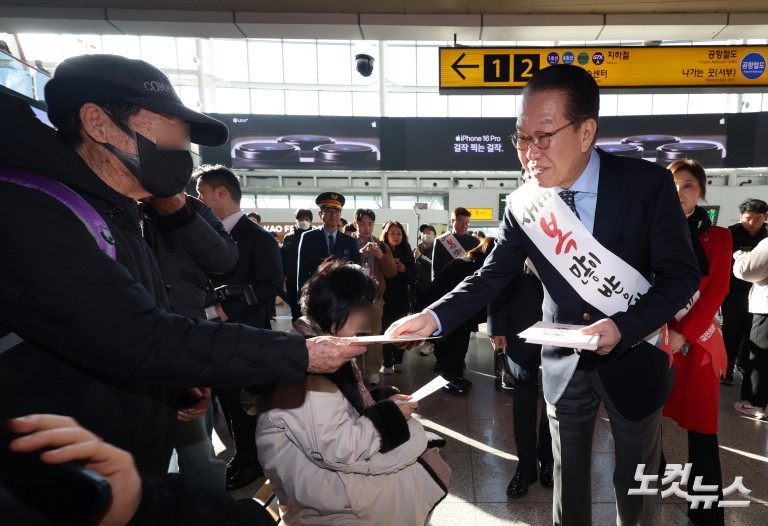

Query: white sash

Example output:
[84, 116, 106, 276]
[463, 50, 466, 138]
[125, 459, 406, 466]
[438, 233, 467, 260]
[509, 181, 672, 354]
[509, 182, 653, 317]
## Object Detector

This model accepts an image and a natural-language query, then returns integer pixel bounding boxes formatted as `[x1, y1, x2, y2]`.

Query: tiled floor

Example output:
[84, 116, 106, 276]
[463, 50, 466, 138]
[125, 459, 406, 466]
[218, 315, 768, 525]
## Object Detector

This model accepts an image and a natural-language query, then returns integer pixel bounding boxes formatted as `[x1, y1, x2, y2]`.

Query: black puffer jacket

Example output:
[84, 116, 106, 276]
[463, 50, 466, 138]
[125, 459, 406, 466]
[0, 92, 308, 477]
[144, 195, 238, 319]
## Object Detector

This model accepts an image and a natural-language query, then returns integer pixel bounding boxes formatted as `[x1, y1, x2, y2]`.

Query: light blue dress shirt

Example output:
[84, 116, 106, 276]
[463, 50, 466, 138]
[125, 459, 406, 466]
[427, 149, 602, 335]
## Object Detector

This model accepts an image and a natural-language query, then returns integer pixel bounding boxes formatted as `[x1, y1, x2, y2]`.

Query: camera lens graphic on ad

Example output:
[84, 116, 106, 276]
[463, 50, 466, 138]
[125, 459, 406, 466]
[596, 115, 727, 168]
[225, 116, 381, 170]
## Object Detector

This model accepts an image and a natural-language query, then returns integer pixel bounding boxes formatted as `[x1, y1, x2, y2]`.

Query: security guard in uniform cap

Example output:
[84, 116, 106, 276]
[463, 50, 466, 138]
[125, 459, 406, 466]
[296, 191, 361, 290]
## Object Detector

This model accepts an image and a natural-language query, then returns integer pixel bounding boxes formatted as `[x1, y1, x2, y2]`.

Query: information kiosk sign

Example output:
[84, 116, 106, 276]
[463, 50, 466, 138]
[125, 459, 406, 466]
[439, 46, 768, 91]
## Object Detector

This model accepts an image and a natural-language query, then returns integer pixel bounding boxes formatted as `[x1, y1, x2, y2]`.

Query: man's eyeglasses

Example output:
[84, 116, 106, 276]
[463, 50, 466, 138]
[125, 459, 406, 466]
[508, 122, 575, 151]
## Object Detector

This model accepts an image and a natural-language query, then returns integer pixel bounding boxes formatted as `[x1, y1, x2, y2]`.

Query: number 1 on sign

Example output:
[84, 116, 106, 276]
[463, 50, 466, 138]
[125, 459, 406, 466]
[483, 54, 510, 82]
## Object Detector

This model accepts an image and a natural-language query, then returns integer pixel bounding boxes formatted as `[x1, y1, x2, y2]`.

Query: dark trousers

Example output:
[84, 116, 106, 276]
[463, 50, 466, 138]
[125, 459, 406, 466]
[434, 326, 471, 380]
[721, 293, 752, 377]
[513, 377, 553, 474]
[660, 431, 724, 526]
[548, 363, 663, 526]
[216, 387, 260, 469]
[382, 308, 406, 367]
[741, 313, 768, 408]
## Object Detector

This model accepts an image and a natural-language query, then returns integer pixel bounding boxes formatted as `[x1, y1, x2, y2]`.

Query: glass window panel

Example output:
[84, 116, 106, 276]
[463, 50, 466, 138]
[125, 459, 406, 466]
[599, 94, 618, 117]
[248, 40, 283, 83]
[448, 94, 481, 117]
[290, 195, 315, 209]
[352, 91, 380, 117]
[688, 93, 728, 114]
[423, 195, 446, 210]
[251, 89, 285, 115]
[417, 92, 448, 117]
[178, 86, 201, 112]
[616, 94, 652, 116]
[652, 94, 688, 115]
[386, 45, 416, 86]
[482, 94, 518, 118]
[318, 43, 352, 85]
[18, 34, 64, 63]
[353, 195, 380, 209]
[285, 90, 319, 115]
[102, 35, 141, 59]
[211, 39, 249, 82]
[61, 35, 100, 59]
[388, 92, 417, 117]
[390, 195, 419, 209]
[319, 91, 352, 116]
[416, 46, 439, 86]
[215, 88, 251, 113]
[283, 42, 318, 84]
[141, 36, 177, 69]
[241, 195, 256, 209]
[740, 93, 762, 113]
[257, 195, 289, 208]
[176, 38, 197, 70]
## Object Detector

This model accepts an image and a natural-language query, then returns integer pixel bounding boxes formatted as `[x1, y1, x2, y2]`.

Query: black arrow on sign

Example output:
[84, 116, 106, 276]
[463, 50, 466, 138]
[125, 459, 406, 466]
[451, 52, 479, 80]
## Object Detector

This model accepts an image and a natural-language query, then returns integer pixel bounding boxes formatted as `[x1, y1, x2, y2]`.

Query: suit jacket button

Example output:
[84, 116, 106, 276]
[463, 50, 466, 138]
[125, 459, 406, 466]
[582, 313, 591, 322]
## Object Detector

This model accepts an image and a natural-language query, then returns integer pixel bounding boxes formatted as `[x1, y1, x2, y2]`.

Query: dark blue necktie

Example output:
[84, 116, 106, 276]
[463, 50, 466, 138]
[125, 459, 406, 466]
[558, 190, 580, 220]
[328, 233, 336, 254]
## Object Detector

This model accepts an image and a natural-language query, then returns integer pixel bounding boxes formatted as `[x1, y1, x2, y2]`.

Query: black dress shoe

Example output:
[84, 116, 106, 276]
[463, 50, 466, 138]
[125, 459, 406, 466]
[506, 470, 538, 498]
[539, 461, 554, 489]
[226, 462, 264, 491]
[453, 376, 473, 389]
[425, 431, 447, 448]
[442, 381, 468, 396]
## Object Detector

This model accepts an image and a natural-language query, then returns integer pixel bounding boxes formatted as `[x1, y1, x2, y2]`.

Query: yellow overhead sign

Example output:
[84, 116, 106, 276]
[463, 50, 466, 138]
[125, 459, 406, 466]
[466, 208, 494, 220]
[439, 46, 768, 90]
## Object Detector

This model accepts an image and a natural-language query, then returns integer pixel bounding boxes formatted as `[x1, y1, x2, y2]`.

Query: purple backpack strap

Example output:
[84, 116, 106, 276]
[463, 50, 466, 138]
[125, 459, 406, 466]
[0, 167, 116, 259]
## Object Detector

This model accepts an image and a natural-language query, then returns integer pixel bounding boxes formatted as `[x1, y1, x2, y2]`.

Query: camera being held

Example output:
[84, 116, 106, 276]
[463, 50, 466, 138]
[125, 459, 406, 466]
[205, 284, 257, 320]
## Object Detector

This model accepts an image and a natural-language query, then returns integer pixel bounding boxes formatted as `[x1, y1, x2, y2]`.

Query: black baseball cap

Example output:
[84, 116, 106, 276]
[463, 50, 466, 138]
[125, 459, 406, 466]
[45, 54, 228, 147]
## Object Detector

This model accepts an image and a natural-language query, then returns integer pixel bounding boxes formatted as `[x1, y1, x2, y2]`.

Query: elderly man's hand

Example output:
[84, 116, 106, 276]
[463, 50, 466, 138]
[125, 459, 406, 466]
[580, 318, 622, 356]
[306, 336, 365, 373]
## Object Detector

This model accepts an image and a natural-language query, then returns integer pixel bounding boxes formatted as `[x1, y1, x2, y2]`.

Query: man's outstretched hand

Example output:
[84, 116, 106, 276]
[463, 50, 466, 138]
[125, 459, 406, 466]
[385, 312, 438, 349]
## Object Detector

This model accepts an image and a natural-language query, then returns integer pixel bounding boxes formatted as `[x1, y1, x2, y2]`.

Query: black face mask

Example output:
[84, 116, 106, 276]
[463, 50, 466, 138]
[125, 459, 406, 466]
[98, 113, 193, 198]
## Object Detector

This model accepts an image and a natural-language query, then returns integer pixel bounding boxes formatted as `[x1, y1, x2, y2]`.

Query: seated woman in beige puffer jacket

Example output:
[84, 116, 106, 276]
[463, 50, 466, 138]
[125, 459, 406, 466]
[255, 258, 448, 525]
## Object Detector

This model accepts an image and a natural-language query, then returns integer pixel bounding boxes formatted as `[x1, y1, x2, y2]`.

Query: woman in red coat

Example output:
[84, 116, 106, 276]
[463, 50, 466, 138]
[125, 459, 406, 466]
[662, 159, 731, 526]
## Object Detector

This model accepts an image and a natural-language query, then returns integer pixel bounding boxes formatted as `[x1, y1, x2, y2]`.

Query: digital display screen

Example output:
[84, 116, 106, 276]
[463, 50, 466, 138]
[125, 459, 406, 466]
[402, 117, 522, 171]
[202, 114, 380, 170]
[201, 112, 746, 172]
[597, 114, 728, 169]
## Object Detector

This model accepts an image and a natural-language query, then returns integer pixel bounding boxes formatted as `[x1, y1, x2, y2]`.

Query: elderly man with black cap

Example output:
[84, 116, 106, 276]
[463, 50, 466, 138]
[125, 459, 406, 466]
[0, 54, 364, 479]
[296, 191, 361, 291]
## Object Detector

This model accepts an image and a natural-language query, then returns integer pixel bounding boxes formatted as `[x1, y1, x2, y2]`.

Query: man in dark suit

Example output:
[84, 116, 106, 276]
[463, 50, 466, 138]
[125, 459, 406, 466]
[281, 208, 314, 322]
[195, 165, 283, 491]
[387, 65, 701, 525]
[296, 192, 361, 292]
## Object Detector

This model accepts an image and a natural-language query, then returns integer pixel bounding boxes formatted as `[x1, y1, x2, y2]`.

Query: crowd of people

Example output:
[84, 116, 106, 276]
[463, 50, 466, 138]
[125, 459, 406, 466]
[1, 52, 767, 526]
